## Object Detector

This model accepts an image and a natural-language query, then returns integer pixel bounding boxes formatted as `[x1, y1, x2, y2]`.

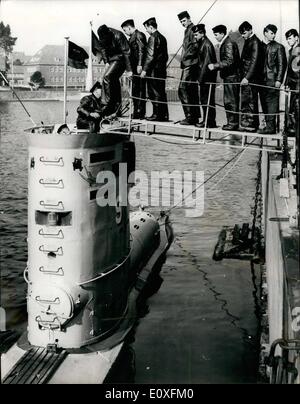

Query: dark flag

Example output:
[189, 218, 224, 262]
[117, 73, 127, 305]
[68, 40, 89, 69]
[92, 30, 102, 56]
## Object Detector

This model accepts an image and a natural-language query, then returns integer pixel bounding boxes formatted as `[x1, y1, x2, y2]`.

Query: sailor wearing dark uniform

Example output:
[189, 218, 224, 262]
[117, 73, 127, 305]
[76, 81, 103, 133]
[239, 21, 264, 131]
[258, 24, 287, 134]
[97, 24, 132, 116]
[141, 17, 169, 121]
[192, 24, 217, 128]
[284, 29, 299, 136]
[177, 11, 200, 125]
[121, 19, 147, 119]
[208, 25, 241, 131]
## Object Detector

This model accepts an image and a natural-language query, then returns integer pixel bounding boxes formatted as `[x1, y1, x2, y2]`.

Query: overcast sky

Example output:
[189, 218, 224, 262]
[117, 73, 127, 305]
[0, 0, 299, 55]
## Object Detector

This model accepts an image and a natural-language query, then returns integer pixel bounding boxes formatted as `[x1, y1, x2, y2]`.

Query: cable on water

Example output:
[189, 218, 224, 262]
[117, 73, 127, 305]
[207, 146, 250, 192]
[166, 138, 259, 214]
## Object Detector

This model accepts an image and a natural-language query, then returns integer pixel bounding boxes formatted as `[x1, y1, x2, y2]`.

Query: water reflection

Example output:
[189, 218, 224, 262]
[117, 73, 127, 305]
[104, 269, 165, 384]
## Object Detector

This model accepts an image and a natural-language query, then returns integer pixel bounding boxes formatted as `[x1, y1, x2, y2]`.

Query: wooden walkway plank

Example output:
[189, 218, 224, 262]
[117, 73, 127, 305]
[2, 347, 68, 384]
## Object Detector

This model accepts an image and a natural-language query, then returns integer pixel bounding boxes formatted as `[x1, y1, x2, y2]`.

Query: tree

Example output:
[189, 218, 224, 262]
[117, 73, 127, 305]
[14, 59, 23, 66]
[0, 22, 17, 54]
[0, 22, 17, 80]
[29, 71, 45, 89]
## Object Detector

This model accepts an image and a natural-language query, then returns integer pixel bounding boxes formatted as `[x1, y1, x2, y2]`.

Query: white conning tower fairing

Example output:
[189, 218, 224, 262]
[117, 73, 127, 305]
[26, 129, 134, 349]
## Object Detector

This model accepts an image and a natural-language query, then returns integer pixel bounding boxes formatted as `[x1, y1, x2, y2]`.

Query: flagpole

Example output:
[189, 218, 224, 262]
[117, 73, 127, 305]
[85, 21, 93, 92]
[64, 36, 69, 123]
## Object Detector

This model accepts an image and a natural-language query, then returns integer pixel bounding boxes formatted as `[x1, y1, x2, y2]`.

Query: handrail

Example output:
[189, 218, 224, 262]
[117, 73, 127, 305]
[130, 94, 286, 117]
[132, 73, 299, 93]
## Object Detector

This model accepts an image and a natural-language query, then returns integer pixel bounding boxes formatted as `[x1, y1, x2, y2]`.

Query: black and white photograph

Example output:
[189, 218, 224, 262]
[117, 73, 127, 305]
[0, 0, 299, 387]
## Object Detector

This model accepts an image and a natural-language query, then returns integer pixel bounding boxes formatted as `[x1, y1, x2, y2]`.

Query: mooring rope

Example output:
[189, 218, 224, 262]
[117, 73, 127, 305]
[166, 139, 259, 214]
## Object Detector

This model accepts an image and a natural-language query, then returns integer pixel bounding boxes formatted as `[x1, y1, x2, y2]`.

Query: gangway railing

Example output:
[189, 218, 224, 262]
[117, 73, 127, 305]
[109, 75, 298, 156]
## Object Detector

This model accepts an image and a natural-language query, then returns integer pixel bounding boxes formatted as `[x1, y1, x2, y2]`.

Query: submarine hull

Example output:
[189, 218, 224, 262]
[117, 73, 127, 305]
[1, 127, 173, 384]
[1, 210, 173, 384]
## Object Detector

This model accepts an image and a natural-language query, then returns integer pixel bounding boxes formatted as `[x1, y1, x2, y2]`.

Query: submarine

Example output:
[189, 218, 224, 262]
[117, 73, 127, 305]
[1, 124, 173, 384]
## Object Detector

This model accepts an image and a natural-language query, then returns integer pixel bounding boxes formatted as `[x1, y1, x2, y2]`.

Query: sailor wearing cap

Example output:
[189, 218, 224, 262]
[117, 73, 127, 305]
[56, 124, 71, 135]
[258, 24, 287, 134]
[76, 81, 103, 133]
[238, 21, 264, 132]
[121, 19, 147, 119]
[177, 11, 200, 125]
[208, 25, 241, 131]
[141, 17, 169, 121]
[97, 24, 133, 117]
[192, 24, 217, 128]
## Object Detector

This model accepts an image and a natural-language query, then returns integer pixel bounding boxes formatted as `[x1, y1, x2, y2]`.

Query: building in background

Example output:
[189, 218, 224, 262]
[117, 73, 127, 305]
[22, 45, 105, 89]
[7, 64, 25, 87]
[166, 54, 181, 89]
[2, 45, 182, 91]
[12, 51, 31, 65]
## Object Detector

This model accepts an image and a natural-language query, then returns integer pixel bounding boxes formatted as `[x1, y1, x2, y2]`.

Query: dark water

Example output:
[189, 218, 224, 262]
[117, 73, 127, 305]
[0, 100, 261, 383]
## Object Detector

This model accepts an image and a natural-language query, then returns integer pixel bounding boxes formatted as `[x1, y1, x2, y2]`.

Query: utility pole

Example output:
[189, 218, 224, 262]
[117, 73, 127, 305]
[11, 52, 14, 92]
[63, 37, 69, 123]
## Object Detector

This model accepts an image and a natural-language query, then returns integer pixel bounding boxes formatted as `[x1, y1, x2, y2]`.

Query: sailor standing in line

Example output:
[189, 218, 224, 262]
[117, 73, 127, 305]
[177, 11, 200, 125]
[208, 25, 241, 131]
[258, 24, 287, 134]
[192, 24, 217, 128]
[285, 29, 299, 192]
[284, 29, 299, 136]
[76, 81, 103, 133]
[121, 19, 147, 119]
[238, 21, 264, 132]
[141, 17, 169, 121]
[97, 24, 133, 117]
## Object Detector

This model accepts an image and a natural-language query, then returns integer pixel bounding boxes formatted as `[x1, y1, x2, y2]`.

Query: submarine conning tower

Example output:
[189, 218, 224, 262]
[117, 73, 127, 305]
[26, 129, 135, 349]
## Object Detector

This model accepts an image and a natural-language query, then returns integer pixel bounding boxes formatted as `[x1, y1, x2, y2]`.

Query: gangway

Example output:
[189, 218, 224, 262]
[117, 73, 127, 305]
[100, 76, 298, 154]
[104, 117, 296, 154]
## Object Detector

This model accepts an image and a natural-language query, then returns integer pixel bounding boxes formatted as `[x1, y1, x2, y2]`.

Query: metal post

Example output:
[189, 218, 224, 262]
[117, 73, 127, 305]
[239, 84, 242, 130]
[287, 89, 291, 129]
[63, 37, 69, 124]
[11, 53, 14, 90]
[280, 92, 290, 178]
[276, 87, 281, 133]
[128, 77, 133, 135]
[204, 83, 212, 140]
[241, 134, 245, 148]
